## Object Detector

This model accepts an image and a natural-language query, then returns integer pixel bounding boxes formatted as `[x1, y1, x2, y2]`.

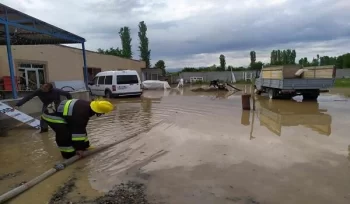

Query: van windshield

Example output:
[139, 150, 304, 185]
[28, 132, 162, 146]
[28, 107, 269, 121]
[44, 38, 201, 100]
[117, 75, 139, 84]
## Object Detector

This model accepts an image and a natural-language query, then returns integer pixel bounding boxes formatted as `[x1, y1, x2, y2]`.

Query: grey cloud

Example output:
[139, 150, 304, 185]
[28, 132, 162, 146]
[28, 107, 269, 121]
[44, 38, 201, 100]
[23, 0, 347, 65]
[148, 0, 350, 59]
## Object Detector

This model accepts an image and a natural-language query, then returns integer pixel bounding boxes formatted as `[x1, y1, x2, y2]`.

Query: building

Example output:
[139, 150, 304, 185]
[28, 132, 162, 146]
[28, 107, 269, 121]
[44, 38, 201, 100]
[141, 68, 163, 81]
[0, 45, 145, 91]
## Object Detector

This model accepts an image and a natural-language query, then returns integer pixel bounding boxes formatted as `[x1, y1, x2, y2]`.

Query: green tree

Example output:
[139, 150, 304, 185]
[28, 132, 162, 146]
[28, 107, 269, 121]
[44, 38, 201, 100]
[335, 56, 343, 68]
[291, 50, 296, 64]
[298, 58, 303, 65]
[250, 51, 256, 65]
[138, 21, 151, 68]
[251, 61, 263, 70]
[277, 50, 282, 65]
[97, 47, 123, 57]
[342, 53, 350, 68]
[119, 26, 132, 59]
[154, 60, 166, 75]
[311, 58, 318, 66]
[270, 50, 277, 65]
[227, 65, 234, 71]
[303, 57, 309, 67]
[219, 54, 226, 71]
[286, 49, 292, 64]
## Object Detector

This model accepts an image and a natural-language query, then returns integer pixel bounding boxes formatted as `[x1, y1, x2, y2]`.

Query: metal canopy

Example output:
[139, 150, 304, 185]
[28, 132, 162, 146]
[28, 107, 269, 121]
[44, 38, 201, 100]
[0, 3, 88, 99]
[0, 3, 85, 45]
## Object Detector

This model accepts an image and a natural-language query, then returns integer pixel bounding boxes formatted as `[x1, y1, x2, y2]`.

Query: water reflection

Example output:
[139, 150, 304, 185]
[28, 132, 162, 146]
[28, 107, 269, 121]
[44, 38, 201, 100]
[256, 99, 332, 136]
[241, 110, 250, 126]
[169, 88, 183, 96]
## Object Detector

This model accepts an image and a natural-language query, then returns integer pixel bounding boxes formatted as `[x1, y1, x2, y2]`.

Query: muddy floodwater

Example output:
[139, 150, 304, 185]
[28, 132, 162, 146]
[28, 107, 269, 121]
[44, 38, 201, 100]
[1, 85, 350, 204]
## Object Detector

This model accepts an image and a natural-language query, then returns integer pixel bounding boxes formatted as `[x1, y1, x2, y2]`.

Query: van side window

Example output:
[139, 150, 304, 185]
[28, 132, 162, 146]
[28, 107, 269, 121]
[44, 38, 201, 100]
[98, 76, 106, 85]
[105, 75, 113, 85]
[117, 75, 138, 84]
[93, 77, 99, 85]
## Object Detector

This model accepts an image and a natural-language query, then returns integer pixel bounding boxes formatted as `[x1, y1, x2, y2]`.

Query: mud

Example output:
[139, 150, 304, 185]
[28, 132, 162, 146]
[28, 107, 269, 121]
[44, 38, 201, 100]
[88, 181, 151, 204]
[49, 177, 76, 204]
[1, 85, 350, 204]
[0, 171, 23, 181]
[49, 177, 151, 204]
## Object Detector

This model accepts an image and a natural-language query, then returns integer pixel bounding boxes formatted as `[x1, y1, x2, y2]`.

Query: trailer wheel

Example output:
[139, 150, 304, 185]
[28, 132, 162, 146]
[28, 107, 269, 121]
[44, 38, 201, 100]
[268, 89, 277, 99]
[303, 93, 319, 101]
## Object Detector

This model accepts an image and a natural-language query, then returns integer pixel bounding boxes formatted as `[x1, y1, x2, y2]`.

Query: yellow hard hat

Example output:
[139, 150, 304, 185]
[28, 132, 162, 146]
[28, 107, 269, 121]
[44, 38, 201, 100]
[90, 100, 114, 114]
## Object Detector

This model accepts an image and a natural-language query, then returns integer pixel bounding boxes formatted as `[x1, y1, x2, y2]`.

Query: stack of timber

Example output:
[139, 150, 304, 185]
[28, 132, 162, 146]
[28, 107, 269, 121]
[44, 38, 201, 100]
[261, 65, 334, 79]
[302, 65, 334, 79]
[261, 65, 301, 79]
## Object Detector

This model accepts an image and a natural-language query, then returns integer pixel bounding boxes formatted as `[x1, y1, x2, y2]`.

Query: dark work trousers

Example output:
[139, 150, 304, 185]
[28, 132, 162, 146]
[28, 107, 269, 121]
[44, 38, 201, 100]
[40, 105, 49, 130]
[41, 113, 76, 159]
[68, 123, 90, 151]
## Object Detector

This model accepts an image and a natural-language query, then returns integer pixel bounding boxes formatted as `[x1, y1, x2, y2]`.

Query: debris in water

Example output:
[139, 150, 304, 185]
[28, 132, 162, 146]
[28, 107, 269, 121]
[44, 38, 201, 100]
[88, 181, 151, 204]
[11, 181, 27, 188]
[191, 87, 228, 92]
[49, 178, 153, 204]
[0, 170, 23, 181]
[49, 177, 76, 204]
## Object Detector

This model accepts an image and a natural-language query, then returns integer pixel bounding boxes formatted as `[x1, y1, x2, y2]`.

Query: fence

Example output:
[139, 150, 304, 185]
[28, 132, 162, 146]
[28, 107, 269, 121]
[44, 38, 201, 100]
[179, 71, 256, 83]
[178, 69, 350, 83]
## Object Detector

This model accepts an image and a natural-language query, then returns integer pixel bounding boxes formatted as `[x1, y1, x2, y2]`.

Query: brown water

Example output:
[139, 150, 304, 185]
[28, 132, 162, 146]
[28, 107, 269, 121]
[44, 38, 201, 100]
[1, 85, 350, 204]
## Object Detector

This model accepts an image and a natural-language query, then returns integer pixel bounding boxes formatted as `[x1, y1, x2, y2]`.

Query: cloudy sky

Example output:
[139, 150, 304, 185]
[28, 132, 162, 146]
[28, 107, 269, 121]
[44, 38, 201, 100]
[2, 0, 350, 69]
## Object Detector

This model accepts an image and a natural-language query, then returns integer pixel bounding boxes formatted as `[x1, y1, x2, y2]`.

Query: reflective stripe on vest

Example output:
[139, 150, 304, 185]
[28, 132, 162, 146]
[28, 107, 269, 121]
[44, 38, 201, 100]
[57, 99, 78, 116]
[59, 146, 75, 152]
[72, 133, 87, 141]
[41, 113, 66, 124]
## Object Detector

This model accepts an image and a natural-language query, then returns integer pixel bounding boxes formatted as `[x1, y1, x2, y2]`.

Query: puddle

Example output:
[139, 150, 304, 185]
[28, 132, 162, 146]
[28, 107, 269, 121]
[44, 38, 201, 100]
[1, 85, 350, 204]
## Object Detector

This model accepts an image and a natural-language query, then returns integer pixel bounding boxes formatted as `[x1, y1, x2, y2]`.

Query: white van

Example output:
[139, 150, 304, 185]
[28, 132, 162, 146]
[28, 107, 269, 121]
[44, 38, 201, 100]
[88, 70, 142, 98]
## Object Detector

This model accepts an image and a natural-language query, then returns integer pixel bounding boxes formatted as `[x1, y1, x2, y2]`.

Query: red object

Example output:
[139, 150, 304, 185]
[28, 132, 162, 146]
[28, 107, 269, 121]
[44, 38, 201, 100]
[2, 76, 20, 91]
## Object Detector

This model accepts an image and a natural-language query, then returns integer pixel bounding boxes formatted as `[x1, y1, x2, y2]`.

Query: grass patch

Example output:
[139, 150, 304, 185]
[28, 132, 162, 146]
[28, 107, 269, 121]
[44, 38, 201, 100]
[233, 80, 252, 84]
[334, 78, 350, 88]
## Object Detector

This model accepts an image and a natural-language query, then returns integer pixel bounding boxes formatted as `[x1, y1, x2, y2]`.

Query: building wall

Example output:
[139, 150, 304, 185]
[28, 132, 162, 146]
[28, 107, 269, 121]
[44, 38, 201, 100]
[0, 45, 146, 82]
[142, 68, 163, 81]
[335, 69, 350, 78]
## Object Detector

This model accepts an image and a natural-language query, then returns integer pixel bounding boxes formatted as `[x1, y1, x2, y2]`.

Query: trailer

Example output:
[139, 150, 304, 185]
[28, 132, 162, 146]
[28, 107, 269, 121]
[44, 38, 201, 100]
[254, 65, 336, 100]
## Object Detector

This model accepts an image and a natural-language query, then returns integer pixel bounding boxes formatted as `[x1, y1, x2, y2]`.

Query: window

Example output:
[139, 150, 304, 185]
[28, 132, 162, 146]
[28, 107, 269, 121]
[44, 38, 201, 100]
[105, 75, 113, 85]
[32, 64, 44, 68]
[117, 75, 139, 84]
[93, 77, 99, 85]
[98, 76, 106, 84]
[19, 63, 31, 68]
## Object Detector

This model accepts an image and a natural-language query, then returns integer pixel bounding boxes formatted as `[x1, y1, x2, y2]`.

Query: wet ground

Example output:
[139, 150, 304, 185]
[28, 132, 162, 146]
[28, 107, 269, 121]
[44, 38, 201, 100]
[1, 85, 350, 204]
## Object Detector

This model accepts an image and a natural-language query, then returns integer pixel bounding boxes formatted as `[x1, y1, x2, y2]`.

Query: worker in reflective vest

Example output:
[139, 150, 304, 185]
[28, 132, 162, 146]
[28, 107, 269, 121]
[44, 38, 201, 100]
[41, 99, 114, 159]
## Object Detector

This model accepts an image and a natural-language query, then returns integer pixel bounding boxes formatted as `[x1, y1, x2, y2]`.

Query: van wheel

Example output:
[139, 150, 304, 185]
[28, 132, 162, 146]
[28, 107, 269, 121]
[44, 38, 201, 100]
[105, 90, 112, 98]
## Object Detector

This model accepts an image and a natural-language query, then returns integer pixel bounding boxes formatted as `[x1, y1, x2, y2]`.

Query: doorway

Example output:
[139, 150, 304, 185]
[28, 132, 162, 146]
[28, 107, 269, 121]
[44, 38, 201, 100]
[18, 63, 46, 90]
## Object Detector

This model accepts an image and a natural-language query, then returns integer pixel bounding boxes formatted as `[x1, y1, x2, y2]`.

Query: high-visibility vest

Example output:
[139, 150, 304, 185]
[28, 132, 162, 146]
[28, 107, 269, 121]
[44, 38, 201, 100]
[57, 99, 79, 116]
[41, 113, 66, 124]
[57, 99, 88, 142]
